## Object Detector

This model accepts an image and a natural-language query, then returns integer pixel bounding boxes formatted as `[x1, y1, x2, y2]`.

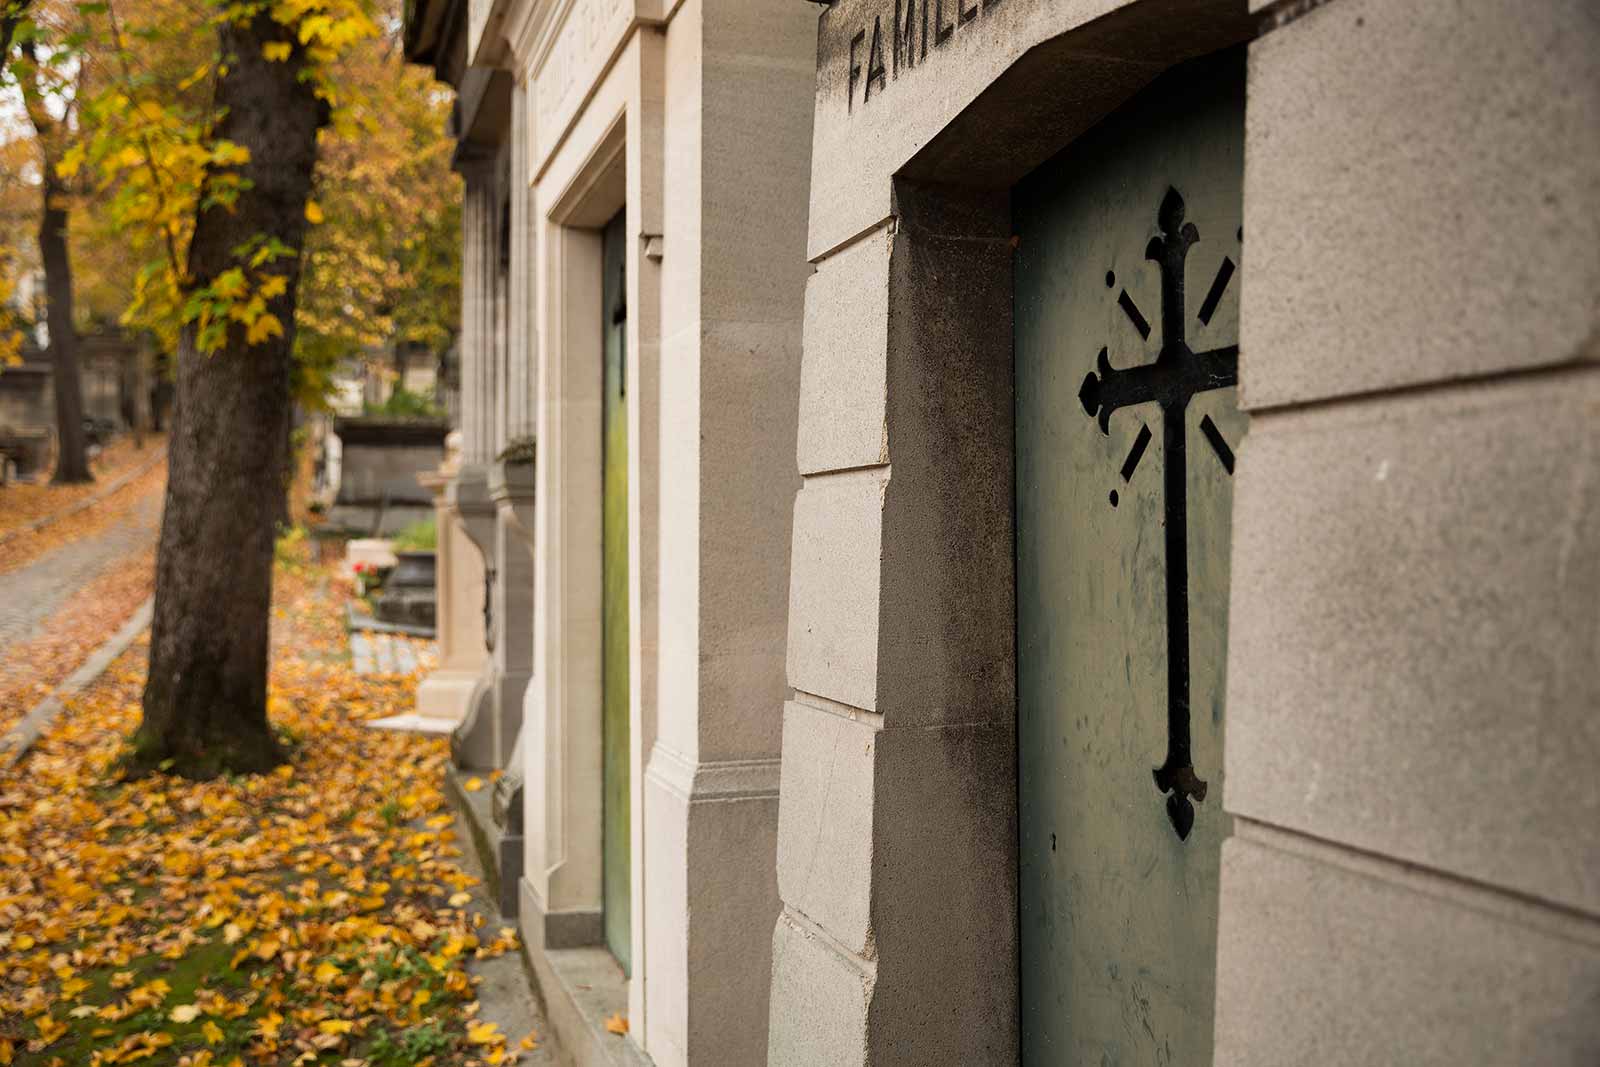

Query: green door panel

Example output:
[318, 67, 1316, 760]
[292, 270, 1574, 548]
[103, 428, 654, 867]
[1014, 51, 1246, 1067]
[601, 209, 631, 976]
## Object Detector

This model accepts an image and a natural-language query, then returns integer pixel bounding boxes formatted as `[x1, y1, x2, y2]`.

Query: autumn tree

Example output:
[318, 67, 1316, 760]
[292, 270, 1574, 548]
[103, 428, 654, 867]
[293, 24, 459, 405]
[0, 0, 32, 78]
[80, 0, 380, 775]
[12, 2, 92, 483]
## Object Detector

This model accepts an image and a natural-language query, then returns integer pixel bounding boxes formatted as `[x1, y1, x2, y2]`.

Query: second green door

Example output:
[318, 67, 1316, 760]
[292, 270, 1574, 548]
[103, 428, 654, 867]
[601, 210, 630, 975]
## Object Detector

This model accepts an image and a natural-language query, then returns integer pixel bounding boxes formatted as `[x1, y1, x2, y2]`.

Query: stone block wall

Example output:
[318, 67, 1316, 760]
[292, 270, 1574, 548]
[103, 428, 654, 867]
[1214, 1, 1600, 1061]
[770, 0, 1600, 1063]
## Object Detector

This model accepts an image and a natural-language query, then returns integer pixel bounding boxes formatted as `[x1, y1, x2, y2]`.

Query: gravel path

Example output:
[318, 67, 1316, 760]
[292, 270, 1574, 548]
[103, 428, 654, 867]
[0, 489, 162, 650]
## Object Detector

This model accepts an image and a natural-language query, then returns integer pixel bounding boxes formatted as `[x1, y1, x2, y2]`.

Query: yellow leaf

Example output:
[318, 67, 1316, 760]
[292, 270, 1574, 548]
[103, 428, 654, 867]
[603, 1013, 629, 1036]
[262, 42, 292, 62]
[170, 1004, 201, 1023]
[259, 275, 288, 299]
[34, 1015, 66, 1046]
[463, 777, 484, 792]
[317, 1020, 354, 1035]
[212, 268, 247, 299]
[305, 200, 324, 225]
[466, 1020, 502, 1046]
[202, 1020, 224, 1045]
[246, 313, 284, 345]
[313, 960, 341, 984]
[56, 144, 86, 179]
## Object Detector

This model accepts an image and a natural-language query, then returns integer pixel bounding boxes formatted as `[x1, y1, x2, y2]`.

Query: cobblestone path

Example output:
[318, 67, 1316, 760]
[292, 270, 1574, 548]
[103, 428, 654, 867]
[0, 488, 162, 651]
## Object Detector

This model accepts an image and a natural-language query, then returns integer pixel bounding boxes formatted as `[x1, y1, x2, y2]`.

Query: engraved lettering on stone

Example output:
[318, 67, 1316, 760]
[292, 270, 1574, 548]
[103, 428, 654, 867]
[841, 0, 1002, 113]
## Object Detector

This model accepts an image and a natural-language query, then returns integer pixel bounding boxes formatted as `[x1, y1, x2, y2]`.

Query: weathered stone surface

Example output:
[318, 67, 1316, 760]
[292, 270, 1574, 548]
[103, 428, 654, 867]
[805, 0, 1252, 259]
[1215, 834, 1600, 1066]
[786, 468, 886, 711]
[696, 317, 803, 762]
[768, 908, 871, 1066]
[1226, 372, 1600, 913]
[1241, 0, 1600, 408]
[797, 228, 891, 475]
[769, 703, 1017, 1064]
[774, 701, 877, 955]
[866, 719, 1017, 1065]
[873, 184, 1015, 728]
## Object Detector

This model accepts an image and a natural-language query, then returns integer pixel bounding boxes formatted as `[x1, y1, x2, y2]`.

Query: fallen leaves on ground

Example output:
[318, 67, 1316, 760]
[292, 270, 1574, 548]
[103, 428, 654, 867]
[0, 435, 162, 540]
[0, 540, 523, 1065]
[0, 544, 156, 735]
[0, 446, 168, 577]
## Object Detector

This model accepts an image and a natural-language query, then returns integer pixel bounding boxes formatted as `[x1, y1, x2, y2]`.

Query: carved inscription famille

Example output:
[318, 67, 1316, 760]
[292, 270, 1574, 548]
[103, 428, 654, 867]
[844, 0, 1007, 112]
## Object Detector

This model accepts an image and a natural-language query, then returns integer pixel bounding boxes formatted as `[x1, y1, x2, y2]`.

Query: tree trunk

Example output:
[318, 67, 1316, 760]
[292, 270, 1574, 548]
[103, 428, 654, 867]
[137, 12, 325, 777]
[0, 1, 34, 81]
[40, 167, 91, 484]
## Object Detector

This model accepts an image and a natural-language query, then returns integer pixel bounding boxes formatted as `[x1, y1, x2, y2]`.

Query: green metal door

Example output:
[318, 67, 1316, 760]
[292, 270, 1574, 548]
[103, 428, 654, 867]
[601, 210, 631, 975]
[1014, 51, 1246, 1066]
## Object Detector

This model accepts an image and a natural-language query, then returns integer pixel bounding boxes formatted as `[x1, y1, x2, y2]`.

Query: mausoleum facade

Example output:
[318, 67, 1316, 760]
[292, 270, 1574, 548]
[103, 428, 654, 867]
[410, 0, 816, 1061]
[410, 0, 1600, 1063]
[769, 0, 1599, 1064]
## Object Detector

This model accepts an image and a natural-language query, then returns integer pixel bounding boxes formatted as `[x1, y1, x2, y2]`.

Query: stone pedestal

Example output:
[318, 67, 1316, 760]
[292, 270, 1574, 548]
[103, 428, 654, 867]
[447, 462, 506, 768]
[481, 458, 536, 914]
[415, 457, 486, 723]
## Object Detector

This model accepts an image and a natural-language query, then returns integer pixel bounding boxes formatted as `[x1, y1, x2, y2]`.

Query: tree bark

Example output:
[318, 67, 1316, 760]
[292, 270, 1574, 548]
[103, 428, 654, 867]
[39, 169, 91, 484]
[0, 0, 34, 80]
[137, 12, 325, 777]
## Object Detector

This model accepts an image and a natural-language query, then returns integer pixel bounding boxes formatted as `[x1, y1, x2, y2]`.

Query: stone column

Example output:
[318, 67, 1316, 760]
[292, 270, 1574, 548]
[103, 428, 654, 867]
[635, 3, 815, 1063]
[769, 184, 1019, 1066]
[449, 159, 503, 767]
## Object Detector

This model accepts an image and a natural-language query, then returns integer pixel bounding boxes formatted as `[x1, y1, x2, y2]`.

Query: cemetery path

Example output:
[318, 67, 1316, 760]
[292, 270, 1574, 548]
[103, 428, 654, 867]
[0, 486, 161, 651]
[0, 475, 163, 727]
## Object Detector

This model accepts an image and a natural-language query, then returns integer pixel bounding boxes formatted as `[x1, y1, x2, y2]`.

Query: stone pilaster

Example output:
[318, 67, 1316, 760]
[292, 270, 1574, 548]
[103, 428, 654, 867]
[413, 439, 488, 722]
[446, 462, 501, 769]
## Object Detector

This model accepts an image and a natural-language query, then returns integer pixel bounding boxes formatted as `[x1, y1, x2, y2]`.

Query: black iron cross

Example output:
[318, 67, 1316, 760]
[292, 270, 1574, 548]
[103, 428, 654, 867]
[1077, 186, 1239, 841]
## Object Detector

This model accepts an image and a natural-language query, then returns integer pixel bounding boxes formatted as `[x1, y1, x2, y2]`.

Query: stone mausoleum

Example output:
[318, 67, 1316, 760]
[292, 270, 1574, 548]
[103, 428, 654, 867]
[411, 0, 1599, 1063]
[407, 0, 813, 1060]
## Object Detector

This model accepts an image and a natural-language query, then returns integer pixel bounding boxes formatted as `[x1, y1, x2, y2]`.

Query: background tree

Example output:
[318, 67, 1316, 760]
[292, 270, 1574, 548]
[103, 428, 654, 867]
[293, 20, 459, 405]
[13, 3, 93, 483]
[0, 0, 32, 79]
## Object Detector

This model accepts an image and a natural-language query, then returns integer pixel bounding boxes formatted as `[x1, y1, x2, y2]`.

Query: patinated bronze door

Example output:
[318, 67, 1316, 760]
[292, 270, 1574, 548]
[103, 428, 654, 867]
[601, 210, 631, 975]
[1014, 51, 1245, 1066]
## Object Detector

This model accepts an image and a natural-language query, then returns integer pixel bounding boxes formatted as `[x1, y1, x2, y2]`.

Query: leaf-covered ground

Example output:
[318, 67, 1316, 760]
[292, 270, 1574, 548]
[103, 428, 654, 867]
[0, 442, 167, 578]
[0, 435, 161, 539]
[0, 542, 156, 735]
[0, 540, 532, 1066]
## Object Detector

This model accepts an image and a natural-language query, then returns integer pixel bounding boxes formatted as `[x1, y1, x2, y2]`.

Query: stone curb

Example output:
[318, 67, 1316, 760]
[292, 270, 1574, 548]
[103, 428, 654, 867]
[0, 443, 168, 550]
[0, 595, 154, 768]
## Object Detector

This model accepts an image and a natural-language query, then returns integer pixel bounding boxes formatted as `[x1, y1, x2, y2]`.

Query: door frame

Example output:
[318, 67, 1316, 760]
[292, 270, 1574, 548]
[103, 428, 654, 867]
[791, 3, 1255, 1055]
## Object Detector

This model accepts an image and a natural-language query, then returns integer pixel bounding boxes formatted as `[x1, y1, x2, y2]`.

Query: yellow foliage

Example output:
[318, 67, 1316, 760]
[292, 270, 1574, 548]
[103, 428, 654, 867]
[245, 312, 285, 345]
[0, 550, 528, 1064]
